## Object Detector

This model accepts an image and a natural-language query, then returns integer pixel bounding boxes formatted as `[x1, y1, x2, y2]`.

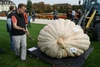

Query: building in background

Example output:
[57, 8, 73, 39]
[0, 0, 16, 12]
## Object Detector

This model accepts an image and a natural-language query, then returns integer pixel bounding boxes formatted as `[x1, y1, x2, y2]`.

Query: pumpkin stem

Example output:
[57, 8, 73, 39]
[57, 38, 66, 49]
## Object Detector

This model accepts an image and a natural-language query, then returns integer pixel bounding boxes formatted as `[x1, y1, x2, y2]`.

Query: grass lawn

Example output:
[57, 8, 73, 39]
[0, 20, 100, 67]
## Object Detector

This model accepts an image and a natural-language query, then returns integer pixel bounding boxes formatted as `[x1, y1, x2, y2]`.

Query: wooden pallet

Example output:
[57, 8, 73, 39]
[28, 46, 93, 67]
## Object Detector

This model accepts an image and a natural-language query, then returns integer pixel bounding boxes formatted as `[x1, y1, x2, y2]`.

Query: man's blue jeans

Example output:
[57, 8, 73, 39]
[9, 33, 14, 50]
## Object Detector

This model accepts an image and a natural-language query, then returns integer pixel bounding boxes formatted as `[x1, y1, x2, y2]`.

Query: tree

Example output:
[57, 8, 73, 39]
[59, 5, 64, 10]
[63, 4, 68, 9]
[38, 1, 45, 12]
[32, 3, 39, 10]
[44, 4, 52, 13]
[45, 4, 51, 10]
[26, 0, 32, 15]
[72, 5, 82, 11]
[52, 4, 58, 10]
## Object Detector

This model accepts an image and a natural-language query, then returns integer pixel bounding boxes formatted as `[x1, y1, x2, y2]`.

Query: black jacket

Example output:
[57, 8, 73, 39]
[11, 12, 26, 36]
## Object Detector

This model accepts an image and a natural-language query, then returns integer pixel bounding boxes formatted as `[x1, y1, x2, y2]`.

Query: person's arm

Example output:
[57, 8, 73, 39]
[7, 18, 11, 29]
[23, 12, 28, 24]
[11, 15, 27, 32]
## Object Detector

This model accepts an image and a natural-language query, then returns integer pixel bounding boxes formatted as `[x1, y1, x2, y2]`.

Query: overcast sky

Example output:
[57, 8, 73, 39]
[12, 0, 83, 6]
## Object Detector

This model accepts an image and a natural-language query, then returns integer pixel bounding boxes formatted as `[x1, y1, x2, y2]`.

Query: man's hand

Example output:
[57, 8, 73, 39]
[22, 28, 28, 33]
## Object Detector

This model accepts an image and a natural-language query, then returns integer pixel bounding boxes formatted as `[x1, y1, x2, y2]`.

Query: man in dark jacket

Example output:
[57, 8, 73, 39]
[53, 9, 58, 20]
[11, 3, 28, 61]
[66, 9, 72, 20]
[31, 9, 36, 21]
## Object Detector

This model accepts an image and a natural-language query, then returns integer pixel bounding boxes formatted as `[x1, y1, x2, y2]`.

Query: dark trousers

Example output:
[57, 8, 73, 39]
[32, 16, 35, 21]
[54, 16, 58, 20]
[72, 15, 74, 21]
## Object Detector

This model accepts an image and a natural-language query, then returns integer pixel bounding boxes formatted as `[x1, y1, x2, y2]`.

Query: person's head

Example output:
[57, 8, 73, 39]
[32, 9, 34, 11]
[27, 13, 29, 16]
[78, 9, 81, 12]
[68, 8, 70, 11]
[9, 6, 14, 11]
[73, 9, 75, 10]
[17, 3, 26, 14]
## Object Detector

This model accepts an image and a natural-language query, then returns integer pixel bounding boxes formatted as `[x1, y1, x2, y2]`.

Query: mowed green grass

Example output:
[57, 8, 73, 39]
[0, 20, 100, 67]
